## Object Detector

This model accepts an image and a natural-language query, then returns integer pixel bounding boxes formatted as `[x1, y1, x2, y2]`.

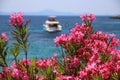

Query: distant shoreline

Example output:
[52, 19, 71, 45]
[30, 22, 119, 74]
[110, 15, 120, 19]
[0, 14, 112, 17]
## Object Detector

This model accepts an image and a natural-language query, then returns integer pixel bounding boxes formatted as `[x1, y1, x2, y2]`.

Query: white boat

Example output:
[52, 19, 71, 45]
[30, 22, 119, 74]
[43, 16, 62, 32]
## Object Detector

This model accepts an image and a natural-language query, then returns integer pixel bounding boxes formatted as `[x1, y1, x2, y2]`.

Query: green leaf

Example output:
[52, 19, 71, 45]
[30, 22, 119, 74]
[24, 33, 30, 43]
[11, 30, 19, 36]
[47, 66, 52, 74]
[57, 61, 66, 74]
[0, 59, 5, 67]
[10, 43, 20, 58]
[3, 47, 8, 56]
[31, 58, 37, 66]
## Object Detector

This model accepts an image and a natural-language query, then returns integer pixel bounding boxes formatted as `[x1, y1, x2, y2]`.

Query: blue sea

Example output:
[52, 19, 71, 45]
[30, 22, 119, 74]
[0, 15, 120, 59]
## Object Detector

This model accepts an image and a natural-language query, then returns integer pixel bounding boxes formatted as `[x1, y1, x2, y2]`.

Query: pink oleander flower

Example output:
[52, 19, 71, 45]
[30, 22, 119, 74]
[87, 14, 96, 21]
[99, 62, 113, 79]
[110, 37, 120, 46]
[109, 33, 116, 37]
[53, 69, 61, 76]
[20, 58, 32, 66]
[0, 74, 3, 80]
[1, 33, 9, 41]
[80, 14, 96, 21]
[65, 56, 80, 69]
[89, 53, 98, 63]
[36, 55, 57, 69]
[11, 62, 17, 69]
[23, 75, 29, 80]
[79, 70, 88, 79]
[84, 63, 99, 78]
[80, 14, 86, 21]
[53, 53, 57, 58]
[2, 67, 9, 73]
[69, 30, 84, 43]
[54, 34, 67, 47]
[12, 69, 21, 79]
[73, 56, 80, 65]
[36, 59, 48, 69]
[23, 71, 29, 80]
[9, 12, 24, 27]
[116, 62, 120, 72]
[58, 75, 77, 80]
[90, 31, 108, 42]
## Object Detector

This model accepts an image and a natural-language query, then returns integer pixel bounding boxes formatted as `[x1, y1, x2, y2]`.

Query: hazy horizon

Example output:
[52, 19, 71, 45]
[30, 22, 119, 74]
[0, 10, 117, 16]
[0, 0, 120, 16]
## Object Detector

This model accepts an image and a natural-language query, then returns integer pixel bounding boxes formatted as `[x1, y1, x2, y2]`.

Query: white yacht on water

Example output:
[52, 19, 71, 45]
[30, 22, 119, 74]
[43, 16, 62, 32]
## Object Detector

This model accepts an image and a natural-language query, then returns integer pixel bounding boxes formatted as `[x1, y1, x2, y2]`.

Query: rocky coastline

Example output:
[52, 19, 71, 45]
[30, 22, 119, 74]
[110, 15, 120, 19]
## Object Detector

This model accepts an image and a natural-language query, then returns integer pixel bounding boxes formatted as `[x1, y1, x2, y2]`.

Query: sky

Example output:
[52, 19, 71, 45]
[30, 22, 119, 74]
[0, 0, 120, 15]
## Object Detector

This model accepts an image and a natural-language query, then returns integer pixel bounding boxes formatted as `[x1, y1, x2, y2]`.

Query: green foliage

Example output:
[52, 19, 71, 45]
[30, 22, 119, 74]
[42, 66, 55, 80]
[11, 27, 30, 47]
[27, 58, 37, 79]
[57, 60, 66, 75]
[110, 73, 120, 80]
[8, 20, 30, 75]
[9, 43, 20, 62]
[98, 52, 112, 63]
[92, 75, 103, 80]
[0, 38, 8, 67]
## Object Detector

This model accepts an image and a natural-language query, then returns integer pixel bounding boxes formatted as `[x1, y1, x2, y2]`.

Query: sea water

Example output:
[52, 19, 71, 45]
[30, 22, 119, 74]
[0, 15, 120, 59]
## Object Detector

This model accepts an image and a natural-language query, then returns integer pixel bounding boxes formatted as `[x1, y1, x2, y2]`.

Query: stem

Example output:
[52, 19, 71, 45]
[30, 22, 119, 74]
[0, 53, 8, 67]
[4, 59, 8, 67]
[17, 26, 29, 75]
[20, 27, 29, 75]
[14, 57, 17, 64]
[23, 44, 29, 75]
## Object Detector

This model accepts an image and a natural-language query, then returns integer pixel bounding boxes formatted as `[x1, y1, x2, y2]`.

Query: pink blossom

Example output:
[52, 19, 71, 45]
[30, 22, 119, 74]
[36, 59, 48, 69]
[53, 69, 61, 76]
[99, 63, 112, 79]
[115, 60, 120, 72]
[1, 33, 9, 41]
[73, 56, 80, 66]
[109, 33, 116, 37]
[23, 75, 29, 80]
[80, 14, 86, 21]
[20, 58, 32, 66]
[38, 77, 44, 80]
[58, 76, 77, 80]
[54, 34, 67, 47]
[2, 67, 9, 73]
[53, 53, 57, 58]
[11, 62, 17, 69]
[12, 69, 21, 79]
[87, 14, 96, 21]
[23, 71, 29, 80]
[0, 74, 3, 80]
[110, 37, 120, 46]
[36, 57, 57, 69]
[9, 12, 24, 27]
[80, 14, 96, 21]
[79, 70, 88, 79]
[89, 53, 98, 63]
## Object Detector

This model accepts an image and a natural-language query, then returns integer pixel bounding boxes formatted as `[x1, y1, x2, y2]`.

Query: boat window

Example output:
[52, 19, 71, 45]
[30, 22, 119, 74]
[48, 18, 56, 21]
[49, 24, 58, 27]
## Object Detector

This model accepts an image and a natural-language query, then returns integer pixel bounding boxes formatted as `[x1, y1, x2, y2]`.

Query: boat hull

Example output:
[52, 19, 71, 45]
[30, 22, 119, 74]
[43, 25, 62, 32]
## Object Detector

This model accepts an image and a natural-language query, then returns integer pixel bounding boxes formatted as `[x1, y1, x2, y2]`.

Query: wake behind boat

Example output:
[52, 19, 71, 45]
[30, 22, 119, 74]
[43, 16, 62, 32]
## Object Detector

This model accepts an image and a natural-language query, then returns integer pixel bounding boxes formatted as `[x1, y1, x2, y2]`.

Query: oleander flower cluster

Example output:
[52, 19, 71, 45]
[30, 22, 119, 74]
[0, 13, 120, 80]
[54, 14, 120, 80]
[9, 12, 24, 27]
